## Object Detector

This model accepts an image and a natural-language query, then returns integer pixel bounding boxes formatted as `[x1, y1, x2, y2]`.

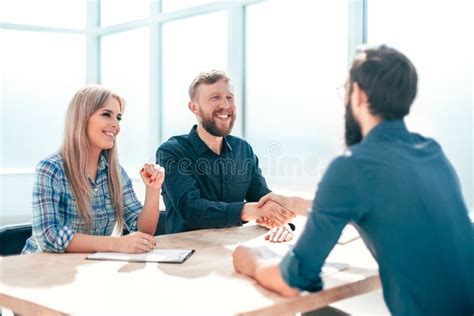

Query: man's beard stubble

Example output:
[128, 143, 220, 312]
[201, 110, 236, 137]
[344, 101, 363, 147]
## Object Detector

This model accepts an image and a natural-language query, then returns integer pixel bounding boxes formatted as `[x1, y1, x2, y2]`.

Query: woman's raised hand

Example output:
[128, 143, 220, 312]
[140, 163, 165, 189]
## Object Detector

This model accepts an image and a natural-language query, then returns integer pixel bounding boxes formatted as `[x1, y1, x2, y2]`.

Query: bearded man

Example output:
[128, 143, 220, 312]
[156, 70, 295, 238]
[232, 46, 473, 316]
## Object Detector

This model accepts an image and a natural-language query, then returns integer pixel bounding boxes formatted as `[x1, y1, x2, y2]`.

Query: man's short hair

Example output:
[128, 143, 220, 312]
[349, 45, 418, 120]
[188, 70, 230, 100]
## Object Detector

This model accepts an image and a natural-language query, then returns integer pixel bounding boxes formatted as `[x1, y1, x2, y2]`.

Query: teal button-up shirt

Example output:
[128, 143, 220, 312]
[156, 125, 270, 234]
[280, 120, 473, 316]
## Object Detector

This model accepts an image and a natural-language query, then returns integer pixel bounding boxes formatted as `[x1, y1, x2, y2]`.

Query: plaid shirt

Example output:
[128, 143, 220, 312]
[22, 152, 143, 253]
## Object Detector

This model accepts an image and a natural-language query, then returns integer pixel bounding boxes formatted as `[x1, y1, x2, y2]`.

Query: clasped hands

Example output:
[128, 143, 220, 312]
[243, 193, 296, 243]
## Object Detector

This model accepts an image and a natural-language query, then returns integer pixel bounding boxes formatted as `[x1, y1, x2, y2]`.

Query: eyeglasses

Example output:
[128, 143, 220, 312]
[337, 84, 346, 101]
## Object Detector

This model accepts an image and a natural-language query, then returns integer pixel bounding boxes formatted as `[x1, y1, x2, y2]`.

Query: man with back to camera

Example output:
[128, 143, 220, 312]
[233, 45, 474, 315]
[156, 70, 295, 241]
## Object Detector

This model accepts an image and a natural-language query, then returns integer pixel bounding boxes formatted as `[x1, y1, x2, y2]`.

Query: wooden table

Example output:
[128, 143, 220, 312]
[0, 222, 380, 315]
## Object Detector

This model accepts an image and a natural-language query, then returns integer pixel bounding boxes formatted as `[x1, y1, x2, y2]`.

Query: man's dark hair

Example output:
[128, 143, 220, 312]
[349, 45, 418, 120]
[188, 70, 230, 100]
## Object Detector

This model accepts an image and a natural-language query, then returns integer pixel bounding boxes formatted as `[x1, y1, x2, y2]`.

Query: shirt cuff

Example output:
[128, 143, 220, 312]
[227, 201, 247, 226]
[123, 203, 143, 232]
[126, 215, 139, 232]
[56, 225, 75, 253]
[279, 250, 323, 292]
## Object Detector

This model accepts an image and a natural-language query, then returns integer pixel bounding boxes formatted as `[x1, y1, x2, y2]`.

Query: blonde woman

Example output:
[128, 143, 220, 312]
[22, 86, 164, 254]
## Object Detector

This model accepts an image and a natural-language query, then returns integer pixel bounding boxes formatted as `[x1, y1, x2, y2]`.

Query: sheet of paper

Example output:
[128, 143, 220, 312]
[87, 248, 194, 263]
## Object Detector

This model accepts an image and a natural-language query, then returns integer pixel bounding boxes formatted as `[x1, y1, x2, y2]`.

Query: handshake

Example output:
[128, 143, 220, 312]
[241, 192, 311, 230]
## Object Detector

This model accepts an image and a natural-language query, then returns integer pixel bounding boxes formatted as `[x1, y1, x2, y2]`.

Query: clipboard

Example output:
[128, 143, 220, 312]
[86, 248, 195, 263]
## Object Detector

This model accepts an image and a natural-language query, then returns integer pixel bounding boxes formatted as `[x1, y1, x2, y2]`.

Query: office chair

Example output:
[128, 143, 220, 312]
[0, 223, 32, 256]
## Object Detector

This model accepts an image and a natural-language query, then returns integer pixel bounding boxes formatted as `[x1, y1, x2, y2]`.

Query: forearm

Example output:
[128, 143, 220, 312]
[137, 187, 161, 235]
[66, 233, 117, 253]
[254, 261, 300, 297]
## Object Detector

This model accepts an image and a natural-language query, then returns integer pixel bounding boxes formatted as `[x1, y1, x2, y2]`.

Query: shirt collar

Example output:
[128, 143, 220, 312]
[188, 125, 233, 155]
[363, 119, 408, 143]
[97, 151, 109, 172]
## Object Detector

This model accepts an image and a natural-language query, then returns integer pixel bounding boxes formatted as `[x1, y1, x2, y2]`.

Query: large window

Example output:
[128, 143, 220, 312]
[101, 28, 150, 172]
[1, 0, 472, 227]
[0, 0, 86, 28]
[162, 0, 216, 12]
[246, 0, 349, 196]
[0, 30, 85, 225]
[162, 11, 228, 141]
[100, 0, 150, 27]
[367, 0, 473, 210]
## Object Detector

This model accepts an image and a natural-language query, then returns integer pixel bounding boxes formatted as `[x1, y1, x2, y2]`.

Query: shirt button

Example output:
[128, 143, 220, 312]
[94, 188, 98, 192]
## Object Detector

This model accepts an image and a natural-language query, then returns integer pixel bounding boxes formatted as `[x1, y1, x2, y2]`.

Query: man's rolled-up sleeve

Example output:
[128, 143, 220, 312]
[279, 156, 370, 291]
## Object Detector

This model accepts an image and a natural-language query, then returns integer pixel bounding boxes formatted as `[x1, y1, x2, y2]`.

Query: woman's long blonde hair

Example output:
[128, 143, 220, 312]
[61, 85, 124, 230]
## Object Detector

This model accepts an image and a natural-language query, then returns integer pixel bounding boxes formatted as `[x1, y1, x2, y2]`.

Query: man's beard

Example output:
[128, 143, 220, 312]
[201, 110, 236, 137]
[344, 101, 363, 147]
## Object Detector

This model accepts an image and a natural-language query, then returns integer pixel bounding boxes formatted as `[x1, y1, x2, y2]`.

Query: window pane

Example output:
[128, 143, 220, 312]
[0, 30, 85, 224]
[162, 12, 228, 141]
[101, 28, 149, 180]
[246, 0, 348, 195]
[100, 0, 150, 26]
[162, 0, 216, 12]
[367, 0, 473, 210]
[0, 0, 86, 28]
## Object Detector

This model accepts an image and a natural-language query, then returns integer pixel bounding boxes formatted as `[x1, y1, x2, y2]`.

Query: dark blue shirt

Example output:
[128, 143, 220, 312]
[156, 125, 270, 234]
[280, 120, 474, 316]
